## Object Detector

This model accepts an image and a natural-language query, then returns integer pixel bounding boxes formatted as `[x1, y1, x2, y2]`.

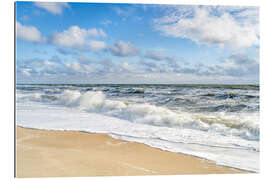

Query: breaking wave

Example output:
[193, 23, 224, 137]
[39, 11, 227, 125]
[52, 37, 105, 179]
[36, 90, 258, 141]
[16, 84, 260, 172]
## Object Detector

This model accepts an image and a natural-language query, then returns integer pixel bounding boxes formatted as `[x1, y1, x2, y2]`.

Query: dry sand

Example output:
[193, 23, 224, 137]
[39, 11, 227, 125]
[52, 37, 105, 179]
[16, 126, 249, 178]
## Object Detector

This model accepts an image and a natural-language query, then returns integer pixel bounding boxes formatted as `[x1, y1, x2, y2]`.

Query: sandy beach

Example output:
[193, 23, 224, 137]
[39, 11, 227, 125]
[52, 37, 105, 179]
[16, 126, 249, 178]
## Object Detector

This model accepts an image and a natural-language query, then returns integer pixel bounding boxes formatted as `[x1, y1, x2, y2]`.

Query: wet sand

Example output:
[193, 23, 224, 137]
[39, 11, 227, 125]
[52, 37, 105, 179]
[16, 126, 249, 178]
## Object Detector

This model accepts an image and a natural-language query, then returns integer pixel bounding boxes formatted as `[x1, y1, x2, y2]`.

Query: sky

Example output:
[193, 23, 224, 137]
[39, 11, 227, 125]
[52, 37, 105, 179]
[15, 2, 259, 84]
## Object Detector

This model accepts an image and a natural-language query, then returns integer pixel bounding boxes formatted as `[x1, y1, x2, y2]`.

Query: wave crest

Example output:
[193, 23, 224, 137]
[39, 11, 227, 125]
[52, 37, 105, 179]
[55, 90, 259, 141]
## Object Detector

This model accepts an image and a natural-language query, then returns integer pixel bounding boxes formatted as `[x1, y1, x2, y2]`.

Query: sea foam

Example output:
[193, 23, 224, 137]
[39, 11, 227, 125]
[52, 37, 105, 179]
[16, 85, 260, 172]
[52, 90, 259, 141]
[16, 99, 259, 172]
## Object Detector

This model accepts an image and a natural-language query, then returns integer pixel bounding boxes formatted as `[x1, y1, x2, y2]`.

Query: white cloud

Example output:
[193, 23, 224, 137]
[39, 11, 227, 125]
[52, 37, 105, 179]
[100, 20, 113, 26]
[87, 28, 106, 38]
[34, 2, 69, 15]
[108, 41, 140, 57]
[113, 6, 135, 16]
[22, 69, 31, 77]
[16, 22, 46, 43]
[88, 40, 106, 51]
[43, 60, 55, 67]
[82, 64, 94, 72]
[154, 6, 259, 49]
[144, 50, 182, 71]
[51, 26, 107, 50]
[20, 15, 30, 21]
[121, 61, 133, 72]
[18, 53, 258, 84]
[71, 62, 81, 71]
[65, 62, 81, 71]
[174, 54, 259, 77]
[62, 61, 95, 74]
[216, 54, 259, 76]
[144, 50, 175, 62]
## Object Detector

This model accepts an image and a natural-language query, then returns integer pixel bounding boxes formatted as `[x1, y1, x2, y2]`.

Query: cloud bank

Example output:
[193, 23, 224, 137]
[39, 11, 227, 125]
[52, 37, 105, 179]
[154, 6, 259, 49]
[16, 22, 46, 43]
[108, 41, 140, 57]
[34, 2, 70, 15]
[51, 26, 107, 51]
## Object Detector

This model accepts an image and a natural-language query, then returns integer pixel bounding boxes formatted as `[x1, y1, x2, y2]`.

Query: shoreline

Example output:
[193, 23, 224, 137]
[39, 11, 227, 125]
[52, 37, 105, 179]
[16, 126, 251, 178]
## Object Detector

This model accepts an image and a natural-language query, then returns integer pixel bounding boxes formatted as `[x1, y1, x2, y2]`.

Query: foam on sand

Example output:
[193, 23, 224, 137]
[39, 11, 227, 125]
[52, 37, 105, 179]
[16, 85, 259, 172]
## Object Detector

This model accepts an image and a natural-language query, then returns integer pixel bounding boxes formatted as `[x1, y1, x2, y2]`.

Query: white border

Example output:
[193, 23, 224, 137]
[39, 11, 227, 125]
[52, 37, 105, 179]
[1, 0, 269, 179]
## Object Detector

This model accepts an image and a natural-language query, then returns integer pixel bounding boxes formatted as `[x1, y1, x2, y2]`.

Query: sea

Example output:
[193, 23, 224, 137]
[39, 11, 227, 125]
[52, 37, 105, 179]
[16, 84, 259, 172]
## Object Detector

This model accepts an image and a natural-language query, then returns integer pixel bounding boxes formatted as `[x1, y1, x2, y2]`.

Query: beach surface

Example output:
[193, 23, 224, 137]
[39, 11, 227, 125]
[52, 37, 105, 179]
[16, 126, 248, 178]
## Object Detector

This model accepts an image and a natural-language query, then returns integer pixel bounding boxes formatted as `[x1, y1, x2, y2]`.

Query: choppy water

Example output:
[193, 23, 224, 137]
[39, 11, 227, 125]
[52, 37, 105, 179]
[16, 84, 259, 172]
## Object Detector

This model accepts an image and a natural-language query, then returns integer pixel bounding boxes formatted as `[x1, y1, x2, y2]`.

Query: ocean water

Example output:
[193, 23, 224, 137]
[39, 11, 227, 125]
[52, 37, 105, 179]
[16, 84, 259, 172]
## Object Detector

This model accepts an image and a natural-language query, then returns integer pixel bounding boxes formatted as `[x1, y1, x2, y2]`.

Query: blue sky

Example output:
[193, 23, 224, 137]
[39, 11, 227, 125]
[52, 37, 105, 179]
[16, 2, 259, 84]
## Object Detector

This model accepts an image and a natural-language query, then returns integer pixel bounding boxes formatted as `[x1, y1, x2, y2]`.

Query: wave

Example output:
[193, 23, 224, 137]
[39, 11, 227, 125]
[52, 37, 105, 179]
[16, 85, 260, 172]
[196, 104, 258, 112]
[16, 89, 259, 141]
[201, 92, 259, 99]
[52, 90, 259, 141]
[16, 100, 259, 172]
